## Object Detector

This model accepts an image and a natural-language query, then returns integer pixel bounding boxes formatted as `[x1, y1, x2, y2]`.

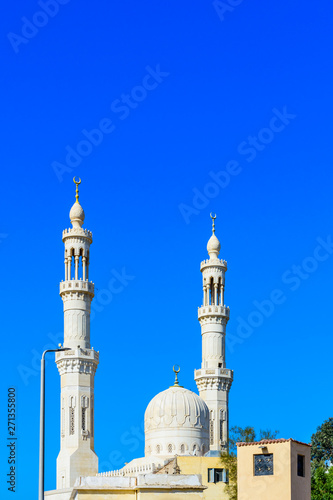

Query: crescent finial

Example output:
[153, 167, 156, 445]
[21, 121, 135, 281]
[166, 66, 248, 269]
[73, 177, 81, 203]
[172, 365, 181, 387]
[210, 212, 216, 234]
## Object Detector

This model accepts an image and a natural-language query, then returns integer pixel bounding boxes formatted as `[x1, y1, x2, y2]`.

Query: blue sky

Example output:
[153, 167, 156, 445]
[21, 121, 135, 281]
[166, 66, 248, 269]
[1, 0, 333, 497]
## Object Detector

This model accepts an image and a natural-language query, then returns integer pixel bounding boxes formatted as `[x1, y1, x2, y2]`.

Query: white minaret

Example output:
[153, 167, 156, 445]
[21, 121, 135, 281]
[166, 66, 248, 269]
[194, 214, 233, 454]
[55, 178, 99, 488]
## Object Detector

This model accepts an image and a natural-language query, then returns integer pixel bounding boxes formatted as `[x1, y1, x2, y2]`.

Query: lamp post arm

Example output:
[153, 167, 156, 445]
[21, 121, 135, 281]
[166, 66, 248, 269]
[39, 347, 70, 500]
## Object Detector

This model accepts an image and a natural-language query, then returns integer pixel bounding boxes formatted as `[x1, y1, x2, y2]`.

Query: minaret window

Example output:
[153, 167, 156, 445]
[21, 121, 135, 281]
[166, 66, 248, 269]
[210, 277, 214, 305]
[156, 445, 161, 454]
[82, 408, 86, 431]
[81, 396, 89, 432]
[180, 444, 185, 454]
[91, 395, 94, 437]
[69, 396, 76, 435]
[168, 443, 173, 453]
[210, 410, 214, 445]
[61, 398, 65, 438]
[69, 408, 75, 435]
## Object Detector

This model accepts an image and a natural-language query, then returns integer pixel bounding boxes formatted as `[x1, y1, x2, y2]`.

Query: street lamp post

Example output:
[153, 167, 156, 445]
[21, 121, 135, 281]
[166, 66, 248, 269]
[39, 346, 70, 500]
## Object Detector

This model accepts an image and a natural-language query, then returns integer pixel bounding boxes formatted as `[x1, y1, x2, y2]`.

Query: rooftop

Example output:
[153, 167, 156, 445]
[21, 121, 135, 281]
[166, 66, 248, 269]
[236, 438, 311, 447]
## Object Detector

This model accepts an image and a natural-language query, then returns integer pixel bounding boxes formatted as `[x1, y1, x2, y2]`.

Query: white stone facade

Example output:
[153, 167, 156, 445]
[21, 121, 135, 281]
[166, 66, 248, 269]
[55, 185, 99, 488]
[194, 220, 233, 453]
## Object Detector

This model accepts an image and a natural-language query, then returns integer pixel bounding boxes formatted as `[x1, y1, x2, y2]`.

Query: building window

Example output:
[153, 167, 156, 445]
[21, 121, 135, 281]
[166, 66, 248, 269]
[168, 443, 173, 453]
[82, 408, 86, 431]
[210, 419, 214, 445]
[91, 396, 94, 437]
[69, 408, 75, 435]
[208, 468, 228, 483]
[297, 454, 305, 477]
[156, 445, 160, 454]
[254, 454, 273, 476]
[180, 444, 185, 454]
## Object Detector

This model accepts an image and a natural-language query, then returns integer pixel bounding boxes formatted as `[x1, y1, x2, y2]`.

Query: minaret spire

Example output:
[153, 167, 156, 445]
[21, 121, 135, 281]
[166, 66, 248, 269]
[74, 176, 81, 203]
[194, 214, 233, 454]
[55, 180, 99, 488]
[210, 212, 216, 234]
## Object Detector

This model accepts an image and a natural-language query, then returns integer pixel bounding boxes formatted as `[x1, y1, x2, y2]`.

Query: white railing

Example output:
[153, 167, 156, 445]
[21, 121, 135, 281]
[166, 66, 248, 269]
[97, 463, 158, 477]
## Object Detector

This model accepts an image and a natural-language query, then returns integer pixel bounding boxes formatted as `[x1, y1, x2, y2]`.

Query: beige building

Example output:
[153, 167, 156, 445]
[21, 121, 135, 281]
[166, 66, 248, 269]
[237, 438, 311, 500]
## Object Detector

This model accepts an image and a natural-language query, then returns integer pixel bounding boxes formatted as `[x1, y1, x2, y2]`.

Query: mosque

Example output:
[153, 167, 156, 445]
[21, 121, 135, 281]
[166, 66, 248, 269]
[45, 180, 311, 500]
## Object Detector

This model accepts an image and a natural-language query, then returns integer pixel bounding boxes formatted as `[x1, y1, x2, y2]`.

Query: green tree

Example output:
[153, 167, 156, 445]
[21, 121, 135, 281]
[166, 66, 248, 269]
[311, 418, 333, 499]
[229, 426, 279, 455]
[311, 464, 333, 500]
[222, 426, 279, 500]
[311, 417, 333, 464]
[222, 452, 237, 500]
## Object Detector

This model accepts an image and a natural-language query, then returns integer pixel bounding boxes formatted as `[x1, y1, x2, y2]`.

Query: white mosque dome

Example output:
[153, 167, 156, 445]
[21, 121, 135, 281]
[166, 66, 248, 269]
[144, 385, 209, 457]
[70, 201, 85, 227]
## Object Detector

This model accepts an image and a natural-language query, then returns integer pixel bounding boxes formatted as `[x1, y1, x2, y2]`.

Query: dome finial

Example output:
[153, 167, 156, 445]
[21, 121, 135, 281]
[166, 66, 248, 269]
[207, 213, 221, 258]
[172, 365, 182, 387]
[210, 212, 216, 234]
[70, 178, 85, 228]
[73, 177, 81, 203]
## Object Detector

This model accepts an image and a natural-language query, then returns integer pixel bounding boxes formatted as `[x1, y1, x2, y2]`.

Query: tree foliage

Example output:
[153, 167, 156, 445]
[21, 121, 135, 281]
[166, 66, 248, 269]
[222, 452, 237, 500]
[311, 464, 333, 500]
[311, 418, 333, 499]
[311, 417, 333, 464]
[229, 426, 279, 455]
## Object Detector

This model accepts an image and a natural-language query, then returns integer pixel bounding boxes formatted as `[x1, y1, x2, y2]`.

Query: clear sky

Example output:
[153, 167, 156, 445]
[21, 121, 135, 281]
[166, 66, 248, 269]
[1, 0, 333, 498]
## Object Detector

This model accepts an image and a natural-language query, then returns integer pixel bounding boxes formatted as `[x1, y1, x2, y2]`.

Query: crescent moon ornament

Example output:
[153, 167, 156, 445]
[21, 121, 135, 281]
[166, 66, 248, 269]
[172, 365, 181, 387]
[73, 177, 81, 203]
[210, 213, 216, 234]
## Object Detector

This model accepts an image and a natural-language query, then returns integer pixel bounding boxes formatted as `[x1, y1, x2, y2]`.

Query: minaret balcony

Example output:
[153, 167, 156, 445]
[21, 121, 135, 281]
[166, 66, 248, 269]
[60, 280, 94, 295]
[55, 347, 99, 362]
[62, 227, 92, 242]
[200, 258, 227, 272]
[194, 367, 233, 392]
[198, 305, 230, 320]
[55, 347, 99, 376]
[194, 367, 233, 380]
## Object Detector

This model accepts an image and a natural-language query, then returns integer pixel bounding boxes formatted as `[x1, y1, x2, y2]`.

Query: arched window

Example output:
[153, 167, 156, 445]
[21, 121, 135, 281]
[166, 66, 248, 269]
[210, 277, 214, 305]
[156, 444, 161, 454]
[168, 443, 173, 453]
[180, 444, 185, 454]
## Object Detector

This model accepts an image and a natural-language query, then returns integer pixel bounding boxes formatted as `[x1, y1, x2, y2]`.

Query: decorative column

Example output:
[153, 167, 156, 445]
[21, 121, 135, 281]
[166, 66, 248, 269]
[194, 213, 233, 455]
[55, 178, 99, 489]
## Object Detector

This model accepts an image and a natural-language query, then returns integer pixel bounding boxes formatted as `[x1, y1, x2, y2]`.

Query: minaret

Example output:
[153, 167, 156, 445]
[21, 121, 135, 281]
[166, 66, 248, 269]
[55, 178, 99, 488]
[194, 214, 233, 454]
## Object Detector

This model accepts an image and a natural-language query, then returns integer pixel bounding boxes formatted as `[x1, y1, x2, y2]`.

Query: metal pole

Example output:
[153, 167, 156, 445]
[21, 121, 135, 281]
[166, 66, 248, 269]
[38, 348, 70, 500]
[38, 353, 45, 500]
